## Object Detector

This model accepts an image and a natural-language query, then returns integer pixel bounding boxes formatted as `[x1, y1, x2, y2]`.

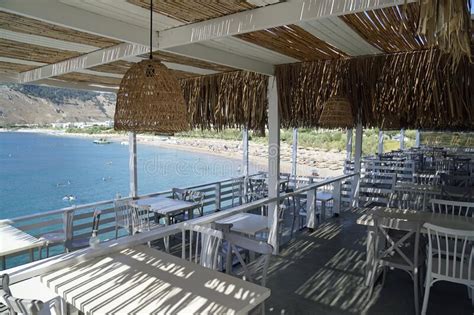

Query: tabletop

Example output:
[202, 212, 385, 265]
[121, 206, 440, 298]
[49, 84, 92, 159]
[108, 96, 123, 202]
[215, 213, 269, 236]
[40, 245, 270, 315]
[316, 192, 334, 202]
[357, 206, 474, 231]
[135, 196, 199, 215]
[0, 224, 44, 256]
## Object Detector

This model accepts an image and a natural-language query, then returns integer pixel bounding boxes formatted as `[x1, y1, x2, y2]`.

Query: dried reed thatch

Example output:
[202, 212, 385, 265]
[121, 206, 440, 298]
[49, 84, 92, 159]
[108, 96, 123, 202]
[415, 0, 472, 63]
[114, 59, 189, 133]
[180, 71, 268, 131]
[318, 96, 354, 129]
[276, 49, 474, 130]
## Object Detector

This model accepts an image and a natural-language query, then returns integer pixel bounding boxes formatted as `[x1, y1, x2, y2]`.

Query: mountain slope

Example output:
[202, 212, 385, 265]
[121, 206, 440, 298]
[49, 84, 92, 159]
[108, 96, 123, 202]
[0, 84, 116, 126]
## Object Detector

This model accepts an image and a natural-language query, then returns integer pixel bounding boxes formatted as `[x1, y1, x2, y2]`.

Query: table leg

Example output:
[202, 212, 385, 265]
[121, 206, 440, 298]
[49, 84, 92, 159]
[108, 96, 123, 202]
[321, 201, 326, 222]
[188, 208, 193, 221]
[364, 226, 381, 287]
[164, 215, 170, 253]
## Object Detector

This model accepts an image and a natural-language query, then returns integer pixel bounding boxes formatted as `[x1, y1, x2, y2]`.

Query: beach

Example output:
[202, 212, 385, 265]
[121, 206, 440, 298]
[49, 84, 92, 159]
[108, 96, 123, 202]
[5, 128, 346, 177]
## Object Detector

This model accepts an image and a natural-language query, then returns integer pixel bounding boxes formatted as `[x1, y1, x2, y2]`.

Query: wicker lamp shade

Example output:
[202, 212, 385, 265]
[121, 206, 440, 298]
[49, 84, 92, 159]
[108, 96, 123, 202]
[114, 59, 189, 133]
[318, 96, 354, 129]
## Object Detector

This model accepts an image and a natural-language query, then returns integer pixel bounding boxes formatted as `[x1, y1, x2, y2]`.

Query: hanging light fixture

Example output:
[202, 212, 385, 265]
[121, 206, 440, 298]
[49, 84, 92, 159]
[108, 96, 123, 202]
[318, 95, 354, 129]
[114, 0, 189, 133]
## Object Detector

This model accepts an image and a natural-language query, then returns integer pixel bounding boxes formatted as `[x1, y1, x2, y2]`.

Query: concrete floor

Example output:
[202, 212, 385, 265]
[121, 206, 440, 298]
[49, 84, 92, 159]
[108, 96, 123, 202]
[264, 209, 473, 315]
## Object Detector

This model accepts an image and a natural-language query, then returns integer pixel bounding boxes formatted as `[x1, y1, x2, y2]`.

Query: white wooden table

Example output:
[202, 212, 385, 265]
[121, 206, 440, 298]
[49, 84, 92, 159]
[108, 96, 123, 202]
[0, 223, 45, 270]
[215, 213, 269, 236]
[135, 196, 200, 251]
[40, 245, 270, 315]
[357, 207, 474, 286]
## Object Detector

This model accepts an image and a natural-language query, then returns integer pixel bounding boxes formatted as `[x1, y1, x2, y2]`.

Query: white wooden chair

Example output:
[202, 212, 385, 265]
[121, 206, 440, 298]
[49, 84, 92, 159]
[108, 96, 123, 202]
[388, 188, 425, 211]
[114, 194, 132, 239]
[421, 223, 474, 314]
[181, 223, 224, 270]
[368, 213, 423, 315]
[430, 199, 474, 217]
[39, 210, 74, 257]
[65, 209, 101, 252]
[1, 274, 44, 315]
[129, 203, 161, 235]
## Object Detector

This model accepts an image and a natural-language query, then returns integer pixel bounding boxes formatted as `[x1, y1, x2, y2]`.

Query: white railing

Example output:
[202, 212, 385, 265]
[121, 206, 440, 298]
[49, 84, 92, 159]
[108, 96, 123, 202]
[2, 172, 358, 271]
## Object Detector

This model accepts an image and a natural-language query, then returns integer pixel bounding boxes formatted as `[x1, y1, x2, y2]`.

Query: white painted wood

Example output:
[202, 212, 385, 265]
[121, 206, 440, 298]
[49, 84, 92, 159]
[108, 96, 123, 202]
[291, 128, 298, 178]
[267, 77, 280, 254]
[306, 189, 317, 229]
[77, 69, 123, 78]
[60, 0, 183, 31]
[352, 123, 363, 207]
[378, 130, 384, 155]
[165, 43, 274, 75]
[214, 183, 221, 210]
[346, 129, 353, 161]
[19, 42, 149, 83]
[0, 57, 46, 67]
[34, 78, 118, 93]
[0, 29, 98, 52]
[40, 245, 270, 314]
[0, 224, 44, 257]
[298, 17, 382, 56]
[415, 130, 421, 147]
[159, 0, 414, 48]
[242, 128, 249, 200]
[201, 37, 299, 65]
[215, 213, 268, 236]
[128, 132, 137, 198]
[400, 128, 405, 150]
[135, 196, 199, 216]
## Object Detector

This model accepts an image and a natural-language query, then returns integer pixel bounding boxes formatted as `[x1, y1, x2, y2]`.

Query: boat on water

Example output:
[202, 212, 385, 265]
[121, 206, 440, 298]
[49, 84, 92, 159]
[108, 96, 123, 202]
[93, 138, 111, 144]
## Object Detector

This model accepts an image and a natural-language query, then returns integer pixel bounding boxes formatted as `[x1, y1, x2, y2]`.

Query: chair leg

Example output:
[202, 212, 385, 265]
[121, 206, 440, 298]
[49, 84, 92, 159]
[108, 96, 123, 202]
[367, 261, 378, 300]
[421, 275, 432, 315]
[413, 269, 420, 315]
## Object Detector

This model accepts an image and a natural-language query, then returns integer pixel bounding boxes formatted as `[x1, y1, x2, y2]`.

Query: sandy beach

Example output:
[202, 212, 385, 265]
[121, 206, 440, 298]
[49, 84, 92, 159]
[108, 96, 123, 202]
[4, 128, 346, 177]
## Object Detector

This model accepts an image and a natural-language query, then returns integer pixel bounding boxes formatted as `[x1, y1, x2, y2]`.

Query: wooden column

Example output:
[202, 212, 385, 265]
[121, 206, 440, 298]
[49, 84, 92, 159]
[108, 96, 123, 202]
[378, 130, 384, 155]
[129, 132, 138, 198]
[415, 130, 421, 147]
[242, 127, 249, 201]
[267, 77, 280, 254]
[352, 123, 363, 207]
[346, 129, 353, 161]
[400, 128, 405, 150]
[291, 128, 298, 179]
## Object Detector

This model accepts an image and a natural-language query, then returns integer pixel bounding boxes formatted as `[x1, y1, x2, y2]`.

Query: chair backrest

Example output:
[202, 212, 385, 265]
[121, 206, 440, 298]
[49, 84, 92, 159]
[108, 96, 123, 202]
[412, 173, 440, 185]
[430, 199, 474, 217]
[359, 172, 396, 207]
[182, 223, 224, 270]
[187, 190, 204, 215]
[129, 203, 151, 234]
[172, 188, 188, 200]
[388, 188, 424, 211]
[114, 194, 131, 230]
[91, 209, 101, 237]
[223, 232, 273, 286]
[424, 223, 474, 283]
[0, 274, 44, 315]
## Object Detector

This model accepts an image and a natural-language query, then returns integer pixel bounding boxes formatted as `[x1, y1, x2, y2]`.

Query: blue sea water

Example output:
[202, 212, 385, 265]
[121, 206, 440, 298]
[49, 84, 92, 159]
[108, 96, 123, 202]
[0, 132, 242, 219]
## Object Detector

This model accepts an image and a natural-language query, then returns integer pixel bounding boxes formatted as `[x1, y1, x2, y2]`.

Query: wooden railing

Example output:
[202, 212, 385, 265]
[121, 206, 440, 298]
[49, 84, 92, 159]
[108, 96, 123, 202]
[2, 172, 358, 270]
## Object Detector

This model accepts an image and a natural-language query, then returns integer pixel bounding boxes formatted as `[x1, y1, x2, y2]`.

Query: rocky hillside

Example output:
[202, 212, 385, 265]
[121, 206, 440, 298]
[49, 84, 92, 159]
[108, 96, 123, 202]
[0, 84, 116, 126]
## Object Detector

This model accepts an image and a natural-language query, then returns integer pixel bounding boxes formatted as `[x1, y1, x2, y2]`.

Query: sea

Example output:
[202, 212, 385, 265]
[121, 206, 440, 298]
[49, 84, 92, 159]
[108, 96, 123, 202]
[0, 132, 244, 220]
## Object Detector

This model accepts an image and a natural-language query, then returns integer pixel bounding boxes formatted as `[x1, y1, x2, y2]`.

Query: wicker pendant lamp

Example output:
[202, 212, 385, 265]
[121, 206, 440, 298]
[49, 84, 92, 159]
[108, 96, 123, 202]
[114, 0, 189, 133]
[318, 95, 354, 129]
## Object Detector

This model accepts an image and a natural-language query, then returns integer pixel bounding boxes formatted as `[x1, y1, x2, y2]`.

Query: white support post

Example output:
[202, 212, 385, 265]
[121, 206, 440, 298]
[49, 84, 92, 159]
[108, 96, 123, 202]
[345, 129, 353, 174]
[129, 132, 138, 198]
[400, 128, 405, 150]
[291, 128, 298, 179]
[415, 130, 421, 147]
[306, 188, 317, 230]
[215, 183, 221, 211]
[378, 130, 384, 156]
[352, 123, 363, 207]
[242, 128, 249, 201]
[267, 77, 280, 254]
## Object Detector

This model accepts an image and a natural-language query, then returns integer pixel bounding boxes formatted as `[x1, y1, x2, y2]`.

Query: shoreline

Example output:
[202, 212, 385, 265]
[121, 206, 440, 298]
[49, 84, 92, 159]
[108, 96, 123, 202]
[2, 128, 345, 177]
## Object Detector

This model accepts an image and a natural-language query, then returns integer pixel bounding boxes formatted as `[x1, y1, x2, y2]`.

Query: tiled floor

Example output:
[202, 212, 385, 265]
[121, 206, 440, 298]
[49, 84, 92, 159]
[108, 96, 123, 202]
[264, 209, 473, 315]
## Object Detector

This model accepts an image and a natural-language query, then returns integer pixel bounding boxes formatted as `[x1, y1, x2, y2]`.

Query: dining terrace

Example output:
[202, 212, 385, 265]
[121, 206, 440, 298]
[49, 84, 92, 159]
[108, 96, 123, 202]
[1, 0, 474, 314]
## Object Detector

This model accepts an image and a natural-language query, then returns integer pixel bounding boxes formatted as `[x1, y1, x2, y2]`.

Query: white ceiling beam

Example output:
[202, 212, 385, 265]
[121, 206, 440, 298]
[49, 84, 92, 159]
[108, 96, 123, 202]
[35, 78, 118, 93]
[165, 44, 274, 75]
[158, 0, 416, 49]
[0, 57, 46, 67]
[18, 43, 149, 83]
[0, 29, 98, 53]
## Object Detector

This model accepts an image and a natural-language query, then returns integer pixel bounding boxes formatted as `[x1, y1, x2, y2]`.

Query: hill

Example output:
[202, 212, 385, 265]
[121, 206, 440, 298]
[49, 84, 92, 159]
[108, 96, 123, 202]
[0, 84, 116, 126]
